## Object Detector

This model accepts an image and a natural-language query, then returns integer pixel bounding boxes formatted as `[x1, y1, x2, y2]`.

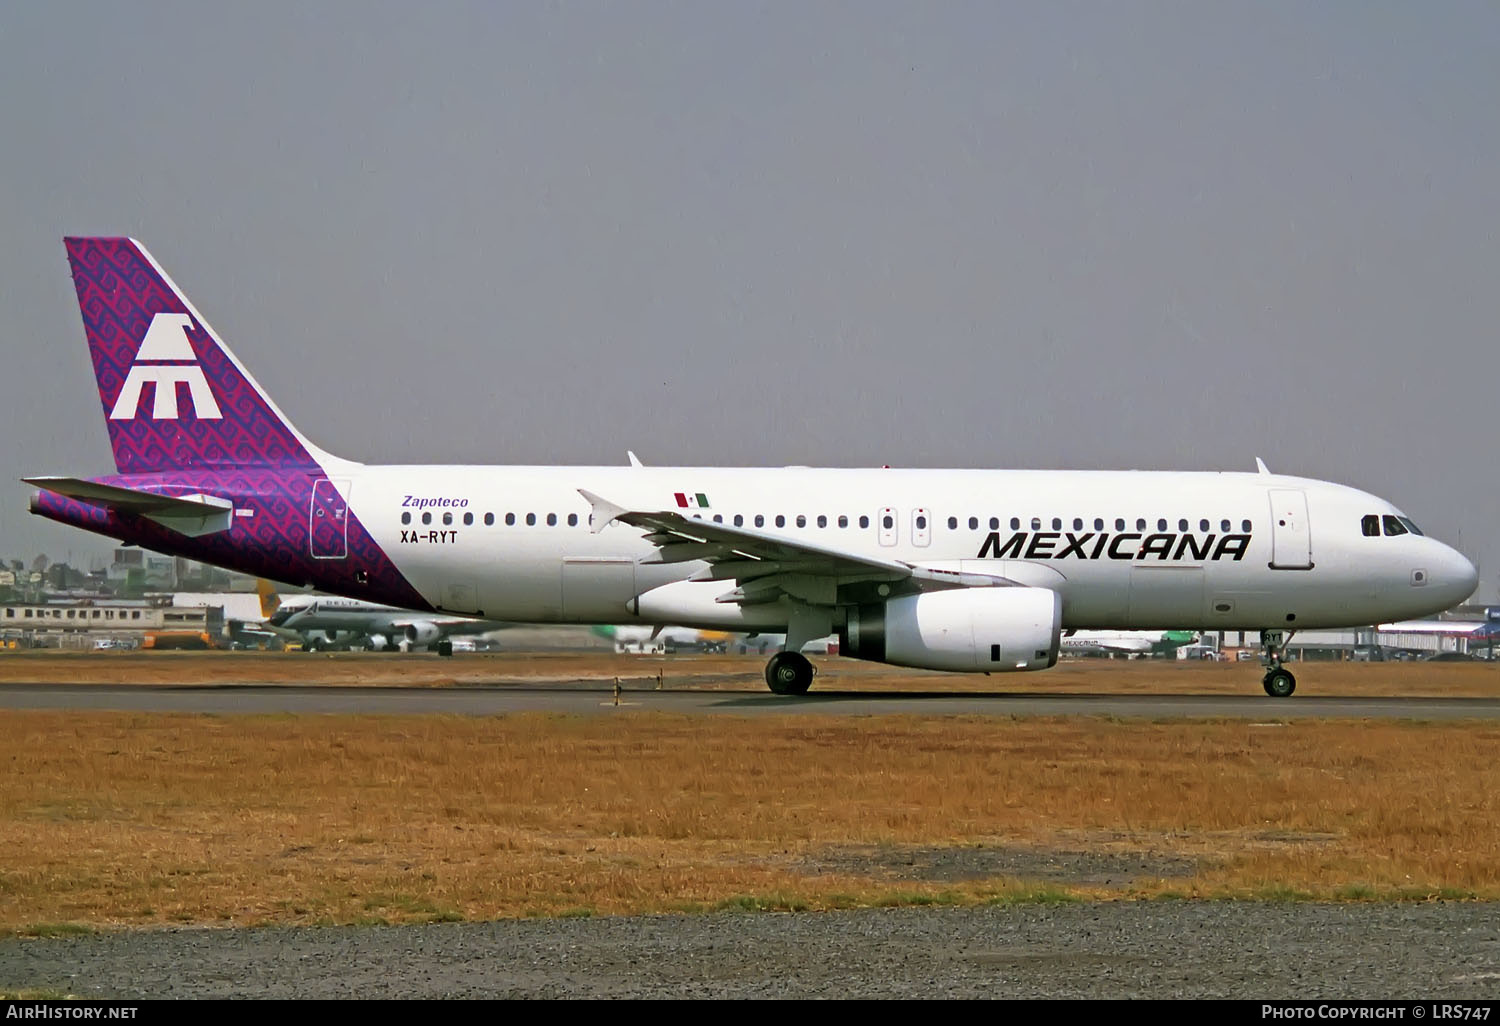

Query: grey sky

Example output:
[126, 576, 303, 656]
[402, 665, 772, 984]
[2, 2, 1497, 599]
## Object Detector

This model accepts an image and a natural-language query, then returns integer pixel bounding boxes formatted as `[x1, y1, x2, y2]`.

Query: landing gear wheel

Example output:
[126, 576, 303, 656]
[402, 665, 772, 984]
[1263, 668, 1296, 698]
[436, 640, 454, 658]
[764, 652, 814, 695]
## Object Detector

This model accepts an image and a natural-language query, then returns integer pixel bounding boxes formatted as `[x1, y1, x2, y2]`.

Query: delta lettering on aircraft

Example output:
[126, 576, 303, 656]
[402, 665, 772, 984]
[975, 529, 1252, 562]
[109, 312, 222, 420]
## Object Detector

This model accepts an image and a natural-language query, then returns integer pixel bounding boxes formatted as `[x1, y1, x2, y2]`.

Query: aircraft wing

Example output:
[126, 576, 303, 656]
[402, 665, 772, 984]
[578, 489, 1017, 603]
[387, 617, 509, 635]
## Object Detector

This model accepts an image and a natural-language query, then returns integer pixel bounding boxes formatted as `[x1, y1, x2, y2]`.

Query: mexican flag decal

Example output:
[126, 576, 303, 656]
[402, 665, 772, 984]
[674, 492, 710, 509]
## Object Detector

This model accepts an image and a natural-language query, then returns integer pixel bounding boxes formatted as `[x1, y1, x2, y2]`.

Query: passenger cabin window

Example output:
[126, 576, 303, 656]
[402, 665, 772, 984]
[916, 514, 927, 530]
[1010, 518, 1020, 530]
[1199, 519, 1209, 532]
[484, 513, 494, 526]
[881, 514, 893, 529]
[796, 515, 806, 528]
[1362, 514, 1380, 537]
[1031, 518, 1041, 530]
[547, 513, 557, 526]
[1051, 518, 1061, 530]
[776, 515, 786, 528]
[1383, 515, 1408, 537]
[713, 514, 723, 524]
[1242, 519, 1252, 532]
[1157, 519, 1168, 532]
[1136, 518, 1147, 531]
[947, 516, 958, 530]
[817, 515, 827, 528]
[442, 512, 452, 525]
[526, 513, 536, 526]
[859, 515, 869, 529]
[1179, 519, 1189, 532]
[969, 516, 979, 530]
[990, 517, 999, 530]
[755, 515, 765, 528]
[401, 512, 411, 525]
[505, 513, 515, 526]
[422, 512, 432, 525]
[734, 515, 744, 527]
[1094, 518, 1104, 531]
[463, 512, 473, 526]
[1221, 519, 1231, 532]
[1116, 519, 1126, 531]
[838, 515, 848, 528]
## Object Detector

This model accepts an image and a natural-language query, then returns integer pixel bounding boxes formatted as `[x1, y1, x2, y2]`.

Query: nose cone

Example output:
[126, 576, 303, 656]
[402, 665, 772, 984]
[1433, 544, 1479, 607]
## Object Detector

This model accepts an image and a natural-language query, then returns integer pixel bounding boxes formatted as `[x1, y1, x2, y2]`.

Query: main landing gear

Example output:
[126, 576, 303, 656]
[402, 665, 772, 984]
[765, 651, 814, 695]
[1260, 629, 1297, 698]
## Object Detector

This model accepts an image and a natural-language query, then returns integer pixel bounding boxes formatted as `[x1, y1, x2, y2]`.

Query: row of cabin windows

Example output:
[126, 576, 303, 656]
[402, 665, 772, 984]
[945, 516, 1253, 533]
[398, 510, 1257, 533]
[401, 511, 580, 527]
[1361, 514, 1423, 538]
[4, 608, 144, 620]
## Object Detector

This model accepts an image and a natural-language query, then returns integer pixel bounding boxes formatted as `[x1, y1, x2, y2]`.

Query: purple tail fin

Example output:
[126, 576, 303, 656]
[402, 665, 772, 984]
[65, 237, 327, 474]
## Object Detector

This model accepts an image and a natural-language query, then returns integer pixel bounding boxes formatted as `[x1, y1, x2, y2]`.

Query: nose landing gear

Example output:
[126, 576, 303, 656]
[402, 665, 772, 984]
[1260, 629, 1297, 697]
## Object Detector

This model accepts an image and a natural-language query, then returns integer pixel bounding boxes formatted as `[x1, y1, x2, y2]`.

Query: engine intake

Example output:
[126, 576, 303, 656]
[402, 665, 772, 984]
[839, 587, 1061, 672]
[403, 622, 441, 646]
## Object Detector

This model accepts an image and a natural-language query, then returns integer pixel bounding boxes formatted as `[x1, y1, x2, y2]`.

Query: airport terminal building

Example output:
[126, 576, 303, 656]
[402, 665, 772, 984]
[1, 597, 223, 649]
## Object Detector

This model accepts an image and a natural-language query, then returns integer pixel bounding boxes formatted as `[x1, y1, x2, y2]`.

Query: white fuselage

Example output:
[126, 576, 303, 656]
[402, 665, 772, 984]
[341, 465, 1475, 633]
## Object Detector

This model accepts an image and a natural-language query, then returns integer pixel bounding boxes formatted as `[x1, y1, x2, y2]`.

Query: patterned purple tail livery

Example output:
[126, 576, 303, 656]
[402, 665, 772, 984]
[65, 237, 320, 474]
[39, 238, 434, 612]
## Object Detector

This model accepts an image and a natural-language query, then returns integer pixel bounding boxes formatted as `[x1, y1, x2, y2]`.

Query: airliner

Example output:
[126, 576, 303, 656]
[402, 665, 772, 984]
[593, 624, 737, 654]
[264, 591, 512, 653]
[1060, 630, 1199, 657]
[25, 238, 1478, 697]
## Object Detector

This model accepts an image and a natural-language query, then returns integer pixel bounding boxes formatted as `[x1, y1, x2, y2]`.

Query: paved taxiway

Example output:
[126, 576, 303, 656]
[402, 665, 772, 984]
[5, 682, 1500, 719]
[7, 902, 1500, 998]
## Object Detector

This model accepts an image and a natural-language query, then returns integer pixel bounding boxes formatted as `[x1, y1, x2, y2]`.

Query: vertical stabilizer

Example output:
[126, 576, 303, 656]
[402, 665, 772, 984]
[64, 237, 334, 474]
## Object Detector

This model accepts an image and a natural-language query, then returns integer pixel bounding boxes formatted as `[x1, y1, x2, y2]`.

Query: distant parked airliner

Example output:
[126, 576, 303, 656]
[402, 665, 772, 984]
[26, 239, 1477, 696]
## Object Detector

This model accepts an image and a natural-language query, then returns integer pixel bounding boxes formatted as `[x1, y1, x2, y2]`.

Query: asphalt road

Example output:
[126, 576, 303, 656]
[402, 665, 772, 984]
[4, 682, 1500, 719]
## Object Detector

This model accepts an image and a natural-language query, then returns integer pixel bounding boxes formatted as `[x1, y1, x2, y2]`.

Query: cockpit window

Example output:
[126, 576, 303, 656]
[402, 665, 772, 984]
[1382, 515, 1408, 537]
[1361, 514, 1380, 537]
[1398, 517, 1424, 536]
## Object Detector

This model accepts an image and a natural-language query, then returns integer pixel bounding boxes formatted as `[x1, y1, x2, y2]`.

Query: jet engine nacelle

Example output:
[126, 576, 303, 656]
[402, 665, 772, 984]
[367, 634, 389, 651]
[403, 622, 441, 646]
[839, 587, 1061, 672]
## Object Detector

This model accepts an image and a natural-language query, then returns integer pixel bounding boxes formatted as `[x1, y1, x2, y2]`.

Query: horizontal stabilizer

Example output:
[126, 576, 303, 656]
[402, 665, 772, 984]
[25, 476, 234, 537]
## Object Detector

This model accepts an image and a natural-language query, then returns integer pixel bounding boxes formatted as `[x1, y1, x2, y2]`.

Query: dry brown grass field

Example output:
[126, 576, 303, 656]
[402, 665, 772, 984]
[0, 648, 1498, 696]
[3, 702, 1500, 934]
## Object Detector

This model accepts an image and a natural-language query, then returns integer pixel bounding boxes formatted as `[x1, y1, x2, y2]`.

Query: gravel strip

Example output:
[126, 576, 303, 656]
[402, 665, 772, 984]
[3, 902, 1498, 999]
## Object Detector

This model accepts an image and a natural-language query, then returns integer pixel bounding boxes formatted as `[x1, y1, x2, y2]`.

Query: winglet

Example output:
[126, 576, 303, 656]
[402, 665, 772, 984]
[627, 451, 644, 468]
[1255, 457, 1270, 475]
[578, 489, 629, 533]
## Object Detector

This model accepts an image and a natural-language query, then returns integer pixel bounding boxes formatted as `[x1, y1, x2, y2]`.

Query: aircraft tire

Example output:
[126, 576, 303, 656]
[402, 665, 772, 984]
[1262, 668, 1296, 698]
[436, 640, 454, 658]
[765, 652, 814, 695]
